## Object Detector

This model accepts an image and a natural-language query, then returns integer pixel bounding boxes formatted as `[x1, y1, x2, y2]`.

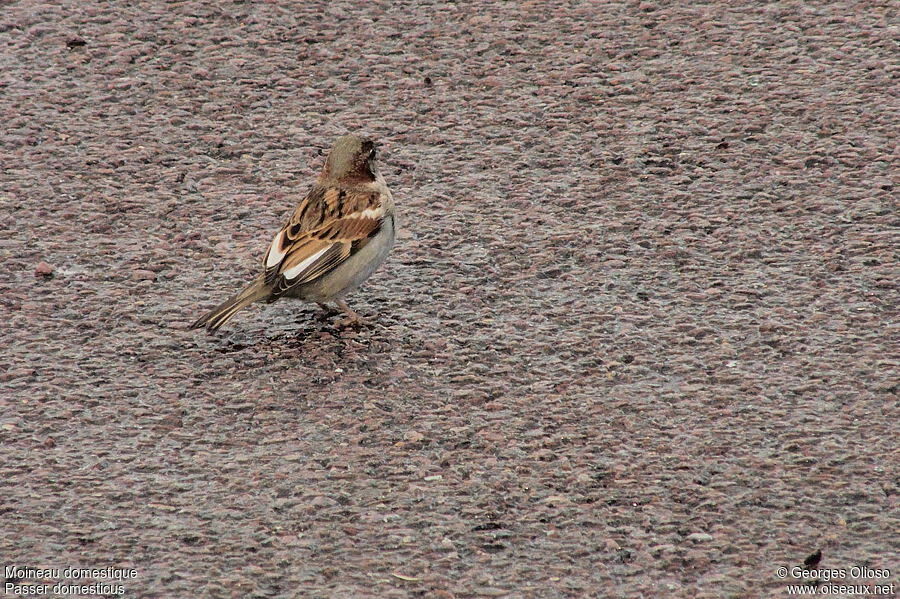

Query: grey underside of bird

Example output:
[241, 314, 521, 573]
[190, 214, 395, 332]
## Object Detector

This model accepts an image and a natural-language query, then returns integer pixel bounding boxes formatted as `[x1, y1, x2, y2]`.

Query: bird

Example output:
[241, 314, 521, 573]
[190, 134, 396, 332]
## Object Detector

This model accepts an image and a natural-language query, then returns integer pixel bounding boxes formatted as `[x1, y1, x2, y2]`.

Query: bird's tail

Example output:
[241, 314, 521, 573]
[190, 277, 270, 332]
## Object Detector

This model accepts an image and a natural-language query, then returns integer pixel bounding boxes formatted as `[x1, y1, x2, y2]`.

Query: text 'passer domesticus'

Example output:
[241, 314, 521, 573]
[190, 134, 396, 332]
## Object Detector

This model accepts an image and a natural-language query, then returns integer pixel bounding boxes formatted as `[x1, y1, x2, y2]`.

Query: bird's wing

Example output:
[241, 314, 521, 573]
[262, 184, 386, 295]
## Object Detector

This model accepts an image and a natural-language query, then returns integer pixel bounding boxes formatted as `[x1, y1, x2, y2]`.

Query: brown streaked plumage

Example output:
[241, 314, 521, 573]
[190, 134, 396, 332]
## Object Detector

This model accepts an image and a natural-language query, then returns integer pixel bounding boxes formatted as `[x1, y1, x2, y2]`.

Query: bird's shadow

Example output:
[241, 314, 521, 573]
[204, 309, 385, 355]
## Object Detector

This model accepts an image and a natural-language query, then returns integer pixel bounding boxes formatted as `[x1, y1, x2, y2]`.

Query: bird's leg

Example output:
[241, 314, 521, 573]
[335, 299, 371, 327]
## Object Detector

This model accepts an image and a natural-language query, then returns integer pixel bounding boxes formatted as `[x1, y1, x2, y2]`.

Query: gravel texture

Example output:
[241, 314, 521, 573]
[1, 1, 897, 598]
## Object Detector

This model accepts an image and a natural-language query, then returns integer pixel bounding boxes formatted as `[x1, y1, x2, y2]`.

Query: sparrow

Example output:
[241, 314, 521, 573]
[190, 134, 396, 332]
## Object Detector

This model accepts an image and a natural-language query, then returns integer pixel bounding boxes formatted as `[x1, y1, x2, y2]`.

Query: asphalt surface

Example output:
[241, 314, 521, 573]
[1, 1, 897, 597]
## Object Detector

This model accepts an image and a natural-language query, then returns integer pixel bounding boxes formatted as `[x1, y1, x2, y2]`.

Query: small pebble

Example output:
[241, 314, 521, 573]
[35, 261, 54, 277]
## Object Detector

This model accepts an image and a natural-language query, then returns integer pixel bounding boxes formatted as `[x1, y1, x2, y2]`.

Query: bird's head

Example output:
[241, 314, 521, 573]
[322, 134, 379, 182]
